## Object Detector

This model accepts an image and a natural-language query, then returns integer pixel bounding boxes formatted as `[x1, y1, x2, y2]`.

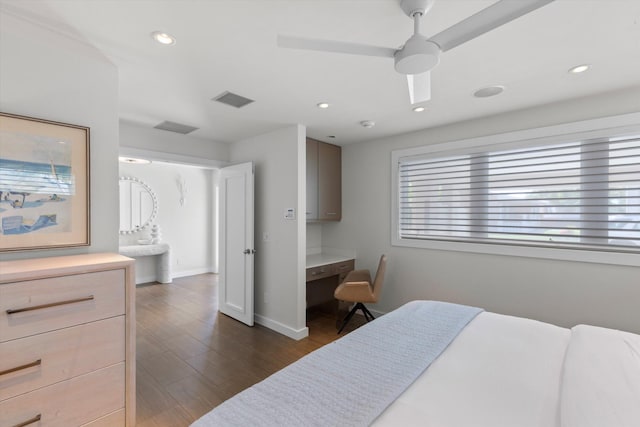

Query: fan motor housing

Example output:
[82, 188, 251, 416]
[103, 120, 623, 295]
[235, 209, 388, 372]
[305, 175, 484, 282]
[394, 36, 440, 75]
[400, 0, 435, 17]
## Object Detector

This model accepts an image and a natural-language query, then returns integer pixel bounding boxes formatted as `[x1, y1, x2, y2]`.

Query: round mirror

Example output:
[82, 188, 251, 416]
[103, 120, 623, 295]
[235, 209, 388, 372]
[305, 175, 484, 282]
[119, 176, 158, 234]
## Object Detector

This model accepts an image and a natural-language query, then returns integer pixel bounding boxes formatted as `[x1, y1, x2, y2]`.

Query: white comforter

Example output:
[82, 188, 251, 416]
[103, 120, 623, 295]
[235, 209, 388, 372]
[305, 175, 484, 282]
[373, 312, 640, 427]
[374, 312, 569, 427]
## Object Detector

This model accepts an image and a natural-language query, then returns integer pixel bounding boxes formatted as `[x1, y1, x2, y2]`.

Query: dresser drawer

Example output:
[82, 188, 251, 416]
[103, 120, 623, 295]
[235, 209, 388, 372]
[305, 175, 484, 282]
[81, 409, 125, 427]
[0, 269, 125, 342]
[0, 316, 125, 401]
[0, 363, 124, 427]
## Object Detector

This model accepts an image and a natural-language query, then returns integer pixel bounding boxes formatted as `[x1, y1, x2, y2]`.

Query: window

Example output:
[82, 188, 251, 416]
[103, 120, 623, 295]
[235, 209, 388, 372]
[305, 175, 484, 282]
[392, 119, 640, 261]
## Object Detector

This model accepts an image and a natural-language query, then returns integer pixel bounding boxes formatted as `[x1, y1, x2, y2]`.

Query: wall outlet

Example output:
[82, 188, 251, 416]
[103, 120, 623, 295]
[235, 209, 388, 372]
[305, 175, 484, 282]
[263, 232, 270, 242]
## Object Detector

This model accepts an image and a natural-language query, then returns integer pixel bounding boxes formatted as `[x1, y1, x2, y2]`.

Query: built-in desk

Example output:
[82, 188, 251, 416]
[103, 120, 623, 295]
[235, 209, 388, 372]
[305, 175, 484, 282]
[119, 243, 172, 284]
[305, 254, 354, 308]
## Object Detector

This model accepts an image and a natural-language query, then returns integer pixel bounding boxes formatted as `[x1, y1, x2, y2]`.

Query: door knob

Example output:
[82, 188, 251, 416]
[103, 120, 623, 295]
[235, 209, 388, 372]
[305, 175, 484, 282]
[243, 249, 257, 254]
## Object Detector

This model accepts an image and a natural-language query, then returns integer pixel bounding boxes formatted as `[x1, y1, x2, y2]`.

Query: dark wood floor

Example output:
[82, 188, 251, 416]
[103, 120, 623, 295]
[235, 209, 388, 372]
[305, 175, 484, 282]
[136, 274, 365, 426]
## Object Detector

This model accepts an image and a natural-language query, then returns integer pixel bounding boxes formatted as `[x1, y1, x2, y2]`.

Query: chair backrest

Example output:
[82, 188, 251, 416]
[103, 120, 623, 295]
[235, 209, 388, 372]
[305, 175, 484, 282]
[371, 255, 387, 302]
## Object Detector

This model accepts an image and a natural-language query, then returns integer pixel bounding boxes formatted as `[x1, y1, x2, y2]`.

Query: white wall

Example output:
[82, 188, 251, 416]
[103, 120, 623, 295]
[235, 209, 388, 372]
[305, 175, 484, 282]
[118, 121, 229, 283]
[119, 120, 230, 168]
[306, 224, 322, 253]
[119, 161, 215, 283]
[323, 86, 640, 334]
[230, 125, 307, 339]
[0, 8, 119, 261]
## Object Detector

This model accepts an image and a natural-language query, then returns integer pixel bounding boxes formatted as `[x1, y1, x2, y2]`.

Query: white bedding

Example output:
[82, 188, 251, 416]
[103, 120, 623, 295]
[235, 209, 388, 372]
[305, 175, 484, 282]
[374, 312, 640, 427]
[560, 324, 640, 427]
[193, 303, 640, 427]
[373, 312, 571, 427]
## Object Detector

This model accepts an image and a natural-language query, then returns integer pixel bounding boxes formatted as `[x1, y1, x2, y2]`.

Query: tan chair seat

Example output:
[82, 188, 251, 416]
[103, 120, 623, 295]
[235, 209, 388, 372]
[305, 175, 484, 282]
[333, 271, 375, 303]
[334, 255, 387, 333]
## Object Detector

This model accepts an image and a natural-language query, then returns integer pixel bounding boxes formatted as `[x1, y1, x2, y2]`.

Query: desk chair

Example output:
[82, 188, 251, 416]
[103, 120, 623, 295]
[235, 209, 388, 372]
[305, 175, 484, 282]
[334, 254, 387, 334]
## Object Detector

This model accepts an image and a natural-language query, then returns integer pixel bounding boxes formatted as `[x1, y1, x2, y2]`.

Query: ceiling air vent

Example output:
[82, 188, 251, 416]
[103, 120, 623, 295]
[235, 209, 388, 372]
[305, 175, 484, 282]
[212, 91, 255, 108]
[154, 121, 199, 134]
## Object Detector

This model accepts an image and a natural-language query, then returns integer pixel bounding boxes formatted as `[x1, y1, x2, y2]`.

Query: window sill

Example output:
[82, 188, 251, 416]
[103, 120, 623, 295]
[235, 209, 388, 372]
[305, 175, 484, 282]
[391, 237, 640, 267]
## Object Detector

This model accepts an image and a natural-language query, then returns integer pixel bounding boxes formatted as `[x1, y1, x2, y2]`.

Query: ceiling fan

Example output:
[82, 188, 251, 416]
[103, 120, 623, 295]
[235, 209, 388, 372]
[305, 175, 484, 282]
[277, 0, 554, 105]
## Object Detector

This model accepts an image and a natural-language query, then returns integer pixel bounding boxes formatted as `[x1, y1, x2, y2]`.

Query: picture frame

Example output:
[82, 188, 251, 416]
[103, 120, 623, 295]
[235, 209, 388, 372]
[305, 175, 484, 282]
[0, 112, 90, 251]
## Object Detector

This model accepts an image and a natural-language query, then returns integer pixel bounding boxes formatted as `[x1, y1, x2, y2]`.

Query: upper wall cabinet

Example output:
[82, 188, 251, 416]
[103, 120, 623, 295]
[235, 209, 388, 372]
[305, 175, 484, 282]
[307, 138, 341, 222]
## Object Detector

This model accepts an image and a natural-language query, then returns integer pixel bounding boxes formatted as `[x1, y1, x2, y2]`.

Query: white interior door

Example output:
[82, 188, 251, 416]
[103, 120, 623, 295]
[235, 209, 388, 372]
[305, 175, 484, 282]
[218, 162, 254, 326]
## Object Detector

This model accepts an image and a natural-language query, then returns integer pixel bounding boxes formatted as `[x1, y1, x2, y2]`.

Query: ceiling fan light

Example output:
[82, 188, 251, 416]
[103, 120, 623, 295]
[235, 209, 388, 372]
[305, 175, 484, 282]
[394, 36, 440, 75]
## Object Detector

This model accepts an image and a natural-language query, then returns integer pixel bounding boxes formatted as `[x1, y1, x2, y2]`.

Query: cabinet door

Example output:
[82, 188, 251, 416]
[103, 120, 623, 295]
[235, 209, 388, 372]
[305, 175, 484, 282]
[306, 139, 319, 220]
[318, 142, 341, 221]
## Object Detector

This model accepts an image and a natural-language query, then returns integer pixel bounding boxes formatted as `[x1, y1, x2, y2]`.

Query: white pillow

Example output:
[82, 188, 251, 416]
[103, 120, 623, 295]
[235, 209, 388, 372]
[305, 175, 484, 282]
[560, 324, 640, 427]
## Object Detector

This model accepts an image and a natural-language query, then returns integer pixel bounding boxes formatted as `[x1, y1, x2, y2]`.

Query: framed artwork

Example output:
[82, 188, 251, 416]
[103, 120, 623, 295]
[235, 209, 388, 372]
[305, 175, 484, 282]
[0, 112, 90, 251]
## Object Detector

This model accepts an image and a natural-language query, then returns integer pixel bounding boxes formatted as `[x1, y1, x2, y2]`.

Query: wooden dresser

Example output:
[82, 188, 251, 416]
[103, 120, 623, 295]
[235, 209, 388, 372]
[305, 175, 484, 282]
[0, 253, 136, 427]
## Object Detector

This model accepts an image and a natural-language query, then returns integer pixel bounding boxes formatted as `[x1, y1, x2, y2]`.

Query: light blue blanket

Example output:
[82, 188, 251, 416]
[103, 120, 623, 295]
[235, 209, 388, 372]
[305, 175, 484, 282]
[191, 300, 482, 427]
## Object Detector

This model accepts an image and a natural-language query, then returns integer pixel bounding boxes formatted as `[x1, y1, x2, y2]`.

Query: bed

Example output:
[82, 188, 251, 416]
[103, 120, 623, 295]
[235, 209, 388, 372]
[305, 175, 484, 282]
[191, 300, 640, 427]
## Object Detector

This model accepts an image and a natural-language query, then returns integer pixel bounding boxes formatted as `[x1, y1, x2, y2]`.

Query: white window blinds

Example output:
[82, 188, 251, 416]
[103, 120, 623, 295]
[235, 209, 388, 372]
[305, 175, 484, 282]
[398, 135, 640, 252]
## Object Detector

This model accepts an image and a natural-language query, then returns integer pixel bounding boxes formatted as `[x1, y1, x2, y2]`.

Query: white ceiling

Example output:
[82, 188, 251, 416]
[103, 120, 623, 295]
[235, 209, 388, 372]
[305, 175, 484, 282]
[3, 0, 640, 145]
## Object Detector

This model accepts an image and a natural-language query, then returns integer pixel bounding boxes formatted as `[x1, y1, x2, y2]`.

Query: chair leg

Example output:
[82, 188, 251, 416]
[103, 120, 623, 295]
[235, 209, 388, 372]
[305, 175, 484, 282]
[337, 302, 376, 334]
[361, 304, 376, 322]
[337, 303, 359, 334]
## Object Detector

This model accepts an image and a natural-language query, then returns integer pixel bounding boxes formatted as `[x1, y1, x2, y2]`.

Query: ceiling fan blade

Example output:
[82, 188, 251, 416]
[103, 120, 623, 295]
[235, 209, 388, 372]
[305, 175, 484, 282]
[429, 0, 555, 52]
[277, 35, 396, 58]
[407, 71, 431, 104]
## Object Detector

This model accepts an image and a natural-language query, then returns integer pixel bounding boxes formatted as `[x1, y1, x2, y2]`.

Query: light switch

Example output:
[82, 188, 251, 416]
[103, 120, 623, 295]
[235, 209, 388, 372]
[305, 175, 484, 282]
[284, 208, 296, 220]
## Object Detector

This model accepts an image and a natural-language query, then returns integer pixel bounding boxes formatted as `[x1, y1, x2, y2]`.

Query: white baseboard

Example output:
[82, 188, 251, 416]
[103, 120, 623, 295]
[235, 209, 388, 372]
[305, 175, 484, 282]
[135, 266, 214, 285]
[255, 313, 309, 341]
[172, 266, 214, 279]
[135, 274, 158, 285]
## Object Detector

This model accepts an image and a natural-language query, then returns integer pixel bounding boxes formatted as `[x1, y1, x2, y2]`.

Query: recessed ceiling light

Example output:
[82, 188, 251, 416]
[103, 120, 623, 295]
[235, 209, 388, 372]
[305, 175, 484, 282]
[569, 64, 590, 74]
[151, 31, 176, 45]
[473, 85, 505, 98]
[360, 120, 375, 128]
[119, 156, 151, 164]
[413, 106, 425, 112]
[317, 102, 330, 109]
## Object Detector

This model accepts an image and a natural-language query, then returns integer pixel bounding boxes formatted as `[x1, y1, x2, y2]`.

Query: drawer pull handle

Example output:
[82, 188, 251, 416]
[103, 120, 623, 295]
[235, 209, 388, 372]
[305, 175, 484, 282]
[12, 414, 41, 427]
[6, 295, 94, 315]
[0, 359, 41, 377]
